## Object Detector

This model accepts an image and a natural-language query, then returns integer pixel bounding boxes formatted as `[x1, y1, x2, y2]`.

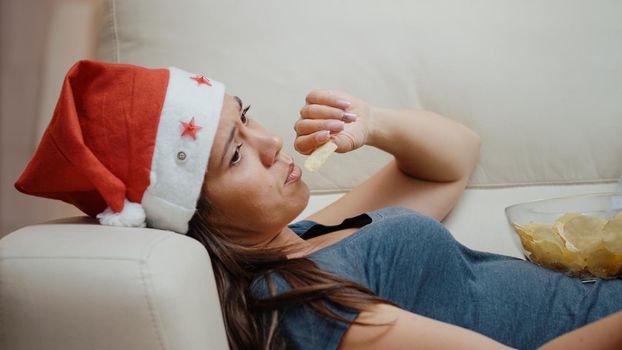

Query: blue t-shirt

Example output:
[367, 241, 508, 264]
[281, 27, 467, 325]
[251, 207, 622, 350]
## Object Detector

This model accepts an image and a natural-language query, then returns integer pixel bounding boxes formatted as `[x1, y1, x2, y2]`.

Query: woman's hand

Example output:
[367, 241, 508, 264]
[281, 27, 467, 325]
[294, 90, 374, 155]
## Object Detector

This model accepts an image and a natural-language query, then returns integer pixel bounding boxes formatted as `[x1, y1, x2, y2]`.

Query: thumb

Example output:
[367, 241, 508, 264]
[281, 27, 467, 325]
[330, 132, 358, 153]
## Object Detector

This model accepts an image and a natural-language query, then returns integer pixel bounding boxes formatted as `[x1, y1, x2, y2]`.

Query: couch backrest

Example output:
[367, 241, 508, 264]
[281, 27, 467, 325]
[95, 0, 622, 193]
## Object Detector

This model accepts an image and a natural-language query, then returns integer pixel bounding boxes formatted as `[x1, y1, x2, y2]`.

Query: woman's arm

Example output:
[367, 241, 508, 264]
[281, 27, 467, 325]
[366, 107, 480, 183]
[296, 90, 481, 225]
[340, 304, 622, 350]
[339, 303, 513, 350]
[538, 310, 622, 350]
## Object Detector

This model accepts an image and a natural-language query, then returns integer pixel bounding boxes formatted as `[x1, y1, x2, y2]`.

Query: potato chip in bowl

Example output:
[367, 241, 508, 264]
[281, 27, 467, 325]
[506, 193, 622, 279]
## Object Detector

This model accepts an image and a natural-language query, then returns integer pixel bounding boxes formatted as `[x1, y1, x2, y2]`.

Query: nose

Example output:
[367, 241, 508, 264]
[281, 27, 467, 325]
[248, 128, 283, 167]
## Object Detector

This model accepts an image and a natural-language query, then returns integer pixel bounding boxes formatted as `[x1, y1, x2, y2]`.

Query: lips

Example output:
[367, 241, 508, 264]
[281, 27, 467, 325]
[285, 162, 302, 185]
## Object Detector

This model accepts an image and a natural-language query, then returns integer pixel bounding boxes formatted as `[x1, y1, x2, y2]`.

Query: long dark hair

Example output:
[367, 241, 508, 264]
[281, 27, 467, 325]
[186, 193, 394, 349]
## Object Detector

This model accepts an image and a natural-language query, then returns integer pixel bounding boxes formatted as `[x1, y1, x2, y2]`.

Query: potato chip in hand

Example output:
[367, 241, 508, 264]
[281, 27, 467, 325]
[304, 142, 337, 172]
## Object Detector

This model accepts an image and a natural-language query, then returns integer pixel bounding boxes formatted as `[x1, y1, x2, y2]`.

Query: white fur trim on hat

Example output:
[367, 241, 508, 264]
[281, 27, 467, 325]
[96, 199, 147, 228]
[141, 67, 225, 234]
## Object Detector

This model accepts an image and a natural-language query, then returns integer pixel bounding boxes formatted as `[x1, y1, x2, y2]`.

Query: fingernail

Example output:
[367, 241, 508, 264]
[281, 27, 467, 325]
[336, 99, 351, 109]
[315, 130, 330, 141]
[327, 120, 344, 133]
[341, 112, 357, 123]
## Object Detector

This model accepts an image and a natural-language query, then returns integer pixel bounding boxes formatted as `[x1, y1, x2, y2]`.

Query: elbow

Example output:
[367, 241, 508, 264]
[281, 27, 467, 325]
[467, 127, 482, 149]
[465, 127, 482, 158]
[473, 132, 482, 157]
[469, 134, 481, 176]
[462, 129, 481, 179]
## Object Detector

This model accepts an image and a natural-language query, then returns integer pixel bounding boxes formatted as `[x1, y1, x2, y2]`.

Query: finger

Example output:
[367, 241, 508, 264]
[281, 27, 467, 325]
[305, 90, 352, 110]
[294, 119, 344, 135]
[294, 131, 332, 155]
[300, 104, 354, 122]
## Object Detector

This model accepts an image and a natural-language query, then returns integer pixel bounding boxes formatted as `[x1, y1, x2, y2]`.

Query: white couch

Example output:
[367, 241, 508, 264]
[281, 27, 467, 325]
[1, 1, 621, 349]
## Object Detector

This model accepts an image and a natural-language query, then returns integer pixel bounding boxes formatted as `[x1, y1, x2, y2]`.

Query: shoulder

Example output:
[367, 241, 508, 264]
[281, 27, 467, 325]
[367, 206, 419, 220]
[288, 206, 436, 240]
[341, 207, 459, 262]
[293, 206, 438, 229]
[367, 206, 439, 222]
[362, 206, 452, 240]
[297, 206, 454, 252]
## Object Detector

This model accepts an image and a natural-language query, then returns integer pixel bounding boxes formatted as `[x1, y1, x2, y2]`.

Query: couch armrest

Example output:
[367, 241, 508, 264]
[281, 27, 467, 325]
[0, 218, 228, 350]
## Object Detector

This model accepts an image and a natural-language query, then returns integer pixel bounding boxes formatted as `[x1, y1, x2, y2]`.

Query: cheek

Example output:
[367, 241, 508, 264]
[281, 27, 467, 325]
[249, 176, 281, 205]
[228, 172, 278, 206]
[207, 165, 290, 219]
[240, 177, 289, 221]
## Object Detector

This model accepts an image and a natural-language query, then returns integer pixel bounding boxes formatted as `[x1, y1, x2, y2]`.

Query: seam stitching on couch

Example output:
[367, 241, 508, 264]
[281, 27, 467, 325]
[308, 179, 619, 194]
[111, 0, 121, 62]
[465, 179, 619, 189]
[139, 234, 173, 350]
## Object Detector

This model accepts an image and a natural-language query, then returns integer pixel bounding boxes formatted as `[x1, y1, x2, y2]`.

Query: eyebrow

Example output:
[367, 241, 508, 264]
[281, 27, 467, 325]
[219, 96, 244, 167]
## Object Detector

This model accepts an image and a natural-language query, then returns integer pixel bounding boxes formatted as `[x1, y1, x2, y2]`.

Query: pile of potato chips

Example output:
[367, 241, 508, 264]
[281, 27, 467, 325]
[512, 211, 622, 278]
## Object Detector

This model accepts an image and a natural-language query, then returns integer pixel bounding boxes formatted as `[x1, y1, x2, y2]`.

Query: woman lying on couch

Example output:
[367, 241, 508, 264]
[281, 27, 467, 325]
[16, 60, 622, 350]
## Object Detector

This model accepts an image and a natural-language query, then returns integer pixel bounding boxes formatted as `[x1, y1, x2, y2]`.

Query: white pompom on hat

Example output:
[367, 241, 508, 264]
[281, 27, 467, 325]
[15, 60, 225, 234]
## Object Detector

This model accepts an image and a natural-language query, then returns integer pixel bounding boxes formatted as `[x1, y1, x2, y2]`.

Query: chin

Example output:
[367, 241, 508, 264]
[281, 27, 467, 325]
[300, 181, 310, 205]
[290, 181, 310, 218]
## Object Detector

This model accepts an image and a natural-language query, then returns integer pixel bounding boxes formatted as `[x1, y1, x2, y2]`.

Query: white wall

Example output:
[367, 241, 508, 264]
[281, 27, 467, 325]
[1, 0, 101, 236]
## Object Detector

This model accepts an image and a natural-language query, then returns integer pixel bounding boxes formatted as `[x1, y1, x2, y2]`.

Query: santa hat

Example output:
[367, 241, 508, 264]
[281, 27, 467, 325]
[15, 60, 225, 234]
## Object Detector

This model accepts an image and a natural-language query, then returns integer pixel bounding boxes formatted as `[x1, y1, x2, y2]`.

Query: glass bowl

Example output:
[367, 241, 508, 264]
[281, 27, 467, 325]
[505, 192, 622, 279]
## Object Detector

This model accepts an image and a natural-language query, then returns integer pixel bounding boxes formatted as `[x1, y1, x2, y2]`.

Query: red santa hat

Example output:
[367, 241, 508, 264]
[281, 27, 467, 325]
[15, 60, 225, 234]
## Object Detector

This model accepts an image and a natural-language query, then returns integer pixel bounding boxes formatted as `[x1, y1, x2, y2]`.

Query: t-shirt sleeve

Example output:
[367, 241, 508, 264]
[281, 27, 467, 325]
[366, 206, 422, 222]
[251, 273, 359, 350]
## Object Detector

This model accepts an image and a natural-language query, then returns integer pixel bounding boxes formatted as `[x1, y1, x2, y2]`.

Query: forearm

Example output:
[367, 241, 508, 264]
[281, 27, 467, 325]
[538, 311, 622, 350]
[367, 107, 481, 182]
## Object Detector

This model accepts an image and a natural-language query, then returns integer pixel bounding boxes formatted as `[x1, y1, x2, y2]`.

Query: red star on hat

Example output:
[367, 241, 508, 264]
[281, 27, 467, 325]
[190, 75, 212, 86]
[180, 116, 203, 140]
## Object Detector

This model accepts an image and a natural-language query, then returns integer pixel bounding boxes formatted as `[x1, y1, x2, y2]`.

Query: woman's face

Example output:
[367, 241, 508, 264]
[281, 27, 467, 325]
[203, 94, 310, 246]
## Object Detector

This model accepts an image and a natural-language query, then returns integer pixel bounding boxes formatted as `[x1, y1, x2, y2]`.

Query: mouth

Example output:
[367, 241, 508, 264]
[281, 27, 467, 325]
[285, 161, 302, 185]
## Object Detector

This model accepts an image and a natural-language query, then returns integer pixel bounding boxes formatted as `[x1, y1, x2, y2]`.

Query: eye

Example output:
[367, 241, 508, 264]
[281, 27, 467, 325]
[241, 105, 251, 124]
[231, 143, 243, 166]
